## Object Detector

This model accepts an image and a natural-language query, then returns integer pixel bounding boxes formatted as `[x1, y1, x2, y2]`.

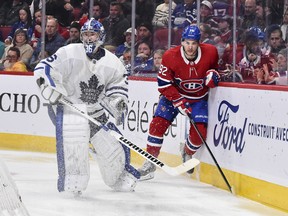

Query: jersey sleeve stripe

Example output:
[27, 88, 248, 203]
[106, 91, 128, 98]
[106, 86, 128, 92]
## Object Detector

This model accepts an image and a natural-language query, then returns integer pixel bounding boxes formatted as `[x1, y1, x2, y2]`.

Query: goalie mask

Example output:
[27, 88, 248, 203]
[81, 18, 106, 57]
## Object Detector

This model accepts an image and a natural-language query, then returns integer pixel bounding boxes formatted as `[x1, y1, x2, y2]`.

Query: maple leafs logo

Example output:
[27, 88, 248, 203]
[79, 75, 104, 104]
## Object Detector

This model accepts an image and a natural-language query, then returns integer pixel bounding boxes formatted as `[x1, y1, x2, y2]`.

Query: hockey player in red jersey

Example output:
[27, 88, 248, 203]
[138, 25, 220, 180]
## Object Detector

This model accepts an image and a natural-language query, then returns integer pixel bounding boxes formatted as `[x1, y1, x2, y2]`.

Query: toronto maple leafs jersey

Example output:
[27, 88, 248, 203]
[34, 43, 128, 118]
[157, 44, 219, 102]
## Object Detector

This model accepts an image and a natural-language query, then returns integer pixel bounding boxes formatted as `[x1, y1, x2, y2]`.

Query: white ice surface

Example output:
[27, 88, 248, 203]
[1, 150, 287, 216]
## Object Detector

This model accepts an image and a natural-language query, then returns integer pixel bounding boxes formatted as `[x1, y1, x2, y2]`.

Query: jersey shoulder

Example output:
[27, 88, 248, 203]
[162, 46, 181, 61]
[200, 43, 217, 51]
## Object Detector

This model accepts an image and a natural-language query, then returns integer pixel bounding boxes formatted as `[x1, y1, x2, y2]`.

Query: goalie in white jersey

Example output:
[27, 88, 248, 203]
[34, 18, 140, 193]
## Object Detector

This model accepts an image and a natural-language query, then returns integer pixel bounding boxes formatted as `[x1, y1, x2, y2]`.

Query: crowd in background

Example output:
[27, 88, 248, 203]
[0, 0, 287, 85]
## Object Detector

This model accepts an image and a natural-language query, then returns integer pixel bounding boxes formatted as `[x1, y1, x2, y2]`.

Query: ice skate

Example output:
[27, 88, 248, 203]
[137, 160, 156, 181]
[180, 142, 194, 174]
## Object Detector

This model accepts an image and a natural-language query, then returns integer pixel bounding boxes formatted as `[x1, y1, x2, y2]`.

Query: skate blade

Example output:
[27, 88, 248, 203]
[139, 173, 154, 181]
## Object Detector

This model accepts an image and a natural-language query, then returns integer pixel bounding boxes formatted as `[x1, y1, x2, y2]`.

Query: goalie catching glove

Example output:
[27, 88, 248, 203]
[101, 96, 128, 125]
[205, 69, 220, 88]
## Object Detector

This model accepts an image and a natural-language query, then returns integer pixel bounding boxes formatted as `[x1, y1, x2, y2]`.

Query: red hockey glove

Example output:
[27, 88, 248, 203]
[172, 98, 192, 116]
[205, 69, 220, 88]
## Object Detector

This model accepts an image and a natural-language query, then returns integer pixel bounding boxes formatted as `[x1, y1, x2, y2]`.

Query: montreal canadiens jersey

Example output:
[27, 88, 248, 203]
[34, 43, 128, 117]
[157, 44, 219, 102]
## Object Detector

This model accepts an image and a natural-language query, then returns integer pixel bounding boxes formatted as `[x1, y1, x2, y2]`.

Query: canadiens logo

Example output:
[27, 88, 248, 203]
[180, 79, 204, 93]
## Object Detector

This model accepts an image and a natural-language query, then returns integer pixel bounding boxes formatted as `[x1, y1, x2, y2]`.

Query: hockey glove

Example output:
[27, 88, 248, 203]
[101, 97, 128, 126]
[205, 69, 220, 88]
[40, 84, 63, 104]
[172, 98, 192, 117]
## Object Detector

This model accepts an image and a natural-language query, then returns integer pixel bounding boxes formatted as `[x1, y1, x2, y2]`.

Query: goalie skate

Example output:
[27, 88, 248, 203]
[138, 160, 156, 181]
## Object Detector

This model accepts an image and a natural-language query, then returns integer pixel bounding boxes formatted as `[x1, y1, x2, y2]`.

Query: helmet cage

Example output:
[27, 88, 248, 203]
[80, 18, 106, 56]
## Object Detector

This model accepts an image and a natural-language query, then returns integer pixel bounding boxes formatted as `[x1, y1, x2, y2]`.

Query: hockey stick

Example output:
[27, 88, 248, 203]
[189, 119, 233, 193]
[59, 98, 200, 176]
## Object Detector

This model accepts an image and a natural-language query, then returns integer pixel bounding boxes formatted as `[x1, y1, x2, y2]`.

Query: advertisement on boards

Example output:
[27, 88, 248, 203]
[201, 87, 288, 187]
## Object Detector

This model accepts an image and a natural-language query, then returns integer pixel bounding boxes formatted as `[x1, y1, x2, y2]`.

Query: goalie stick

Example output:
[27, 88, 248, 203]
[59, 98, 200, 176]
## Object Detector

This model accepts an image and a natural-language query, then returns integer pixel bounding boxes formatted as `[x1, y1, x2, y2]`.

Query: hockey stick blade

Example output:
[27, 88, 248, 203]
[59, 98, 200, 176]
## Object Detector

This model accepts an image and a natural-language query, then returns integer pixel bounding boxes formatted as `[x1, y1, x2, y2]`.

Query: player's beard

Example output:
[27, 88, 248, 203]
[184, 48, 197, 61]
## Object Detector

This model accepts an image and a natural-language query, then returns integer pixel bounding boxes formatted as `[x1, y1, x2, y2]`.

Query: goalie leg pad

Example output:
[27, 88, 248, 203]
[90, 127, 126, 187]
[56, 104, 90, 193]
[90, 122, 140, 190]
[0, 159, 30, 216]
[106, 122, 140, 180]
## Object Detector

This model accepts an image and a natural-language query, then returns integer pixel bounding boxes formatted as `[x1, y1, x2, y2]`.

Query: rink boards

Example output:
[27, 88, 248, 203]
[0, 73, 287, 212]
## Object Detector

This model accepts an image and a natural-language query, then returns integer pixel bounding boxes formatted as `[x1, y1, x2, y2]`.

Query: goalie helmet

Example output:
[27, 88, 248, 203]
[80, 18, 106, 56]
[181, 25, 201, 42]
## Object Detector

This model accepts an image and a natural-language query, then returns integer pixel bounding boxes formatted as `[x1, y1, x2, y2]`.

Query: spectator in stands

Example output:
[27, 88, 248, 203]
[102, 1, 130, 47]
[29, 0, 41, 18]
[0, 0, 29, 26]
[116, 0, 132, 20]
[30, 18, 65, 68]
[2, 47, 28, 72]
[135, 0, 155, 27]
[30, 9, 42, 48]
[217, 15, 233, 45]
[0, 40, 5, 58]
[265, 24, 286, 60]
[212, 0, 233, 17]
[199, 1, 218, 28]
[4, 6, 34, 46]
[134, 40, 153, 74]
[254, 0, 266, 30]
[199, 23, 215, 45]
[264, 47, 288, 85]
[80, 0, 109, 22]
[1, 28, 33, 66]
[115, 27, 137, 58]
[65, 21, 81, 45]
[46, 0, 74, 27]
[79, 0, 109, 25]
[152, 0, 176, 30]
[237, 27, 272, 84]
[240, 0, 265, 31]
[152, 49, 165, 72]
[136, 22, 153, 46]
[280, 8, 288, 44]
[119, 48, 132, 74]
[266, 0, 284, 25]
[171, 0, 197, 45]
[152, 0, 176, 50]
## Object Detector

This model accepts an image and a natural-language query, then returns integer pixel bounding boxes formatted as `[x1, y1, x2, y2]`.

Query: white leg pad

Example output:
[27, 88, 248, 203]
[57, 104, 90, 193]
[90, 129, 125, 187]
[0, 159, 30, 216]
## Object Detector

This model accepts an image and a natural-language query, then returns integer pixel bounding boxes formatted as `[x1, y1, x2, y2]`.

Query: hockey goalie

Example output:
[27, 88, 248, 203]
[33, 18, 140, 193]
[0, 158, 30, 216]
